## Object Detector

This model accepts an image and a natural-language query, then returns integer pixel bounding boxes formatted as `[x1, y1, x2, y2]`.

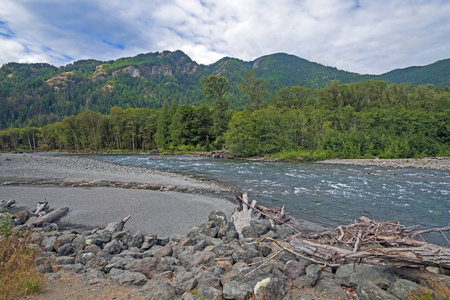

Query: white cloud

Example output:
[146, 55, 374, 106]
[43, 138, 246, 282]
[0, 0, 449, 74]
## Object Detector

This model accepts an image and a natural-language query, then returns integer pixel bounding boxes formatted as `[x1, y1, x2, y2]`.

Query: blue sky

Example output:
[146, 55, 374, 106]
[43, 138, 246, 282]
[0, 0, 449, 74]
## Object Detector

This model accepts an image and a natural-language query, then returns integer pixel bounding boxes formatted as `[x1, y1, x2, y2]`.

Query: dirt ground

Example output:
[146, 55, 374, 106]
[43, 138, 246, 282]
[19, 274, 147, 300]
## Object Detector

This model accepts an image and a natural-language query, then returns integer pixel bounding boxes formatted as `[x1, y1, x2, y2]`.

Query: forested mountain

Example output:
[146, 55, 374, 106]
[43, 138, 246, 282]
[1, 50, 449, 129]
[381, 59, 450, 87]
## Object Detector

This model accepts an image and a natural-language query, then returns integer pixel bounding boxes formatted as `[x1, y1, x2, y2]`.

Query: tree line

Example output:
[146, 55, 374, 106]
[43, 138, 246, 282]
[1, 74, 449, 160]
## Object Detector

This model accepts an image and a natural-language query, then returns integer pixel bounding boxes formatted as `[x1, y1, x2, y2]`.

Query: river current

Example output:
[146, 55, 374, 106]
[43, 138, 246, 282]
[91, 155, 449, 232]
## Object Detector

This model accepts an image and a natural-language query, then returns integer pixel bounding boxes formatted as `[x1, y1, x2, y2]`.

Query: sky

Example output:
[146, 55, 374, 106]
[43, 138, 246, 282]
[0, 0, 449, 75]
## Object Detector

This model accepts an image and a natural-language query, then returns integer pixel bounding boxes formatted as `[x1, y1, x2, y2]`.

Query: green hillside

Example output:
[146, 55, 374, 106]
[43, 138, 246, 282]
[0, 50, 449, 129]
[381, 59, 450, 87]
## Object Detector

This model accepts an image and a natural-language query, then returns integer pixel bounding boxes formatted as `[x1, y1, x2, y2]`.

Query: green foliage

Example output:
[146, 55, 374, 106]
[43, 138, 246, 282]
[1, 50, 449, 130]
[0, 211, 13, 238]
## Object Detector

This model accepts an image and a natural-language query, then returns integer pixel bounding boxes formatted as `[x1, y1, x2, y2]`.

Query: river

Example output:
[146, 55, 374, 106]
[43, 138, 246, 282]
[89, 154, 450, 234]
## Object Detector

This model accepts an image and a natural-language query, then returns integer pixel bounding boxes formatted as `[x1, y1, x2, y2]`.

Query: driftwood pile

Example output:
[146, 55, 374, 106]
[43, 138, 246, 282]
[231, 191, 450, 281]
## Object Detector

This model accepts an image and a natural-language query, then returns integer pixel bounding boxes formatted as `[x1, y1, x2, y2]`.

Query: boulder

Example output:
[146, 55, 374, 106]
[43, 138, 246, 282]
[103, 239, 123, 255]
[140, 280, 176, 300]
[251, 219, 272, 236]
[284, 260, 306, 280]
[254, 277, 286, 300]
[56, 243, 76, 256]
[54, 233, 77, 250]
[357, 281, 399, 300]
[314, 278, 350, 299]
[336, 264, 400, 289]
[387, 279, 422, 299]
[241, 226, 258, 239]
[153, 243, 173, 258]
[198, 287, 222, 300]
[71, 235, 86, 251]
[108, 268, 147, 286]
[305, 264, 322, 284]
[223, 281, 252, 300]
[208, 210, 228, 228]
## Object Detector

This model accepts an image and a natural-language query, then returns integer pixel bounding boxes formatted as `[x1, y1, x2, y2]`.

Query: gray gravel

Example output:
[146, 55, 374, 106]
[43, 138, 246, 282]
[0, 153, 235, 236]
[317, 157, 450, 170]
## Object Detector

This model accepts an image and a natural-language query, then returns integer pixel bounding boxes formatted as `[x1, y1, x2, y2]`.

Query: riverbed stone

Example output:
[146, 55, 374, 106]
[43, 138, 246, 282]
[284, 260, 306, 280]
[251, 219, 272, 236]
[305, 264, 322, 284]
[223, 281, 252, 300]
[336, 263, 400, 289]
[198, 287, 222, 300]
[123, 233, 144, 248]
[103, 239, 123, 255]
[153, 243, 173, 258]
[208, 210, 228, 229]
[314, 278, 350, 299]
[357, 281, 399, 300]
[56, 243, 76, 256]
[140, 280, 176, 300]
[70, 235, 85, 251]
[109, 268, 147, 286]
[242, 226, 258, 239]
[41, 236, 57, 252]
[254, 277, 285, 300]
[54, 233, 77, 250]
[387, 279, 422, 299]
[55, 256, 75, 265]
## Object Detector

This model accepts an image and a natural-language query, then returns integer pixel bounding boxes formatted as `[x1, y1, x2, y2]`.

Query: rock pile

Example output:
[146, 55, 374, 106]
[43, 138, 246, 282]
[11, 210, 430, 300]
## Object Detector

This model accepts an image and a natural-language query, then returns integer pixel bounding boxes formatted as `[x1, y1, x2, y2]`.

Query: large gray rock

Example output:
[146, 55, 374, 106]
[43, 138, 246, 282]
[153, 243, 173, 258]
[141, 234, 157, 250]
[123, 233, 144, 248]
[208, 210, 228, 229]
[275, 225, 295, 239]
[40, 236, 57, 252]
[223, 281, 252, 300]
[75, 251, 96, 265]
[127, 257, 172, 279]
[254, 277, 285, 300]
[284, 260, 306, 280]
[109, 268, 147, 286]
[336, 264, 400, 289]
[241, 226, 258, 239]
[72, 235, 86, 251]
[198, 287, 222, 300]
[141, 280, 176, 300]
[56, 243, 76, 256]
[305, 264, 322, 284]
[357, 281, 399, 300]
[251, 219, 272, 236]
[54, 233, 77, 250]
[387, 279, 422, 299]
[103, 239, 123, 255]
[55, 256, 75, 265]
[314, 278, 350, 299]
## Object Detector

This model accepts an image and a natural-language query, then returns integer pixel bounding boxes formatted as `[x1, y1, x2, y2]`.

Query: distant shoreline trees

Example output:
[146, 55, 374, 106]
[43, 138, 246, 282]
[1, 76, 449, 160]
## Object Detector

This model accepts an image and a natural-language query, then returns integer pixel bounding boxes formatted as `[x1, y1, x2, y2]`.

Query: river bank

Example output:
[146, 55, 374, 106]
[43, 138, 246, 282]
[317, 157, 450, 170]
[0, 153, 236, 236]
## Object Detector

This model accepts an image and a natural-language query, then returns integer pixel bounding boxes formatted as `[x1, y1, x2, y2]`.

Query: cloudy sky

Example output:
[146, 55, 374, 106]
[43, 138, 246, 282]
[0, 0, 449, 75]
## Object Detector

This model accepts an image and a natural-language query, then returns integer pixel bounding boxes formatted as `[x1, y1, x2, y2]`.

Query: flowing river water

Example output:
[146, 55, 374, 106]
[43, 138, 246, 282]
[90, 154, 450, 233]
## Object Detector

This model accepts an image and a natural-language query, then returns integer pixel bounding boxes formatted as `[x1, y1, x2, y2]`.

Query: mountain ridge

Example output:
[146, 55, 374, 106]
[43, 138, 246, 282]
[1, 50, 449, 129]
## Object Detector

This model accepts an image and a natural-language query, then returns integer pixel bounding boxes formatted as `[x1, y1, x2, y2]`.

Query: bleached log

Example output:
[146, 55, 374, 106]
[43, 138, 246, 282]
[231, 192, 258, 235]
[0, 200, 16, 210]
[345, 244, 450, 270]
[35, 201, 49, 215]
[26, 207, 69, 226]
[105, 215, 132, 232]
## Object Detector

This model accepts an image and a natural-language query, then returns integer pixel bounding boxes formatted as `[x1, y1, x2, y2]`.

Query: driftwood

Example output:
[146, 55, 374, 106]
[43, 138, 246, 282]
[0, 200, 16, 211]
[231, 192, 258, 235]
[285, 216, 450, 276]
[26, 207, 69, 226]
[232, 191, 294, 236]
[35, 201, 49, 216]
[105, 215, 132, 233]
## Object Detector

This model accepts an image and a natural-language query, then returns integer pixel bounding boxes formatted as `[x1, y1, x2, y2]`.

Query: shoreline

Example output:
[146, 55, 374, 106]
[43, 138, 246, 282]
[0, 153, 236, 236]
[316, 157, 450, 170]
